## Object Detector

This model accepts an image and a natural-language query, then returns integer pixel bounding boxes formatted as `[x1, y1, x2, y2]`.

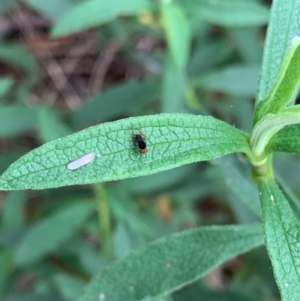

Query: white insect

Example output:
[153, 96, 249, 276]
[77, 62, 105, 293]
[67, 153, 95, 170]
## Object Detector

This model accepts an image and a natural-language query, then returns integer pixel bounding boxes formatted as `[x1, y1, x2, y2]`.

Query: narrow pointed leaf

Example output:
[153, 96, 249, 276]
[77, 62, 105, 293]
[72, 77, 160, 127]
[174, 286, 262, 301]
[222, 164, 261, 216]
[257, 179, 300, 301]
[53, 273, 85, 301]
[193, 65, 260, 97]
[254, 37, 300, 124]
[25, 0, 73, 21]
[199, 0, 269, 27]
[52, 0, 152, 37]
[37, 107, 72, 143]
[0, 77, 14, 98]
[0, 43, 39, 87]
[256, 0, 300, 104]
[2, 191, 26, 230]
[228, 27, 262, 64]
[266, 124, 300, 155]
[15, 201, 94, 266]
[78, 224, 263, 301]
[0, 114, 250, 190]
[162, 54, 186, 112]
[0, 105, 37, 138]
[162, 3, 190, 70]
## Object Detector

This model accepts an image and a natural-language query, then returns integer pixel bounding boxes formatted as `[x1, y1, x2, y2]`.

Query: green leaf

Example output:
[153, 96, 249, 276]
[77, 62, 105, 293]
[0, 250, 12, 298]
[174, 285, 262, 301]
[72, 77, 160, 127]
[162, 54, 186, 112]
[257, 179, 300, 301]
[0, 77, 14, 98]
[52, 0, 152, 37]
[160, 2, 190, 112]
[254, 37, 300, 124]
[228, 27, 263, 64]
[266, 124, 300, 155]
[193, 65, 260, 97]
[0, 105, 36, 138]
[0, 43, 39, 87]
[108, 189, 154, 237]
[25, 0, 73, 21]
[161, 3, 190, 70]
[188, 39, 232, 77]
[15, 201, 94, 266]
[222, 163, 261, 216]
[0, 0, 17, 13]
[53, 273, 85, 301]
[199, 0, 269, 27]
[78, 224, 263, 301]
[256, 0, 300, 104]
[122, 164, 196, 194]
[2, 191, 26, 230]
[37, 107, 72, 143]
[4, 291, 62, 301]
[113, 222, 135, 259]
[0, 114, 250, 190]
[70, 242, 106, 276]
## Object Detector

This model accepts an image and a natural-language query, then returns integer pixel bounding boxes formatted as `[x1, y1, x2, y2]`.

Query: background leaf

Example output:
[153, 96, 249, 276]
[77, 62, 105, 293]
[0, 77, 14, 98]
[0, 43, 39, 88]
[78, 224, 263, 301]
[162, 54, 186, 112]
[162, 3, 190, 70]
[0, 105, 36, 137]
[71, 77, 160, 127]
[53, 273, 85, 301]
[174, 285, 262, 301]
[15, 201, 94, 266]
[181, 0, 269, 27]
[2, 191, 26, 230]
[228, 27, 263, 64]
[258, 179, 300, 301]
[0, 250, 12, 298]
[37, 107, 72, 143]
[25, 0, 73, 21]
[0, 114, 250, 190]
[52, 0, 153, 36]
[193, 65, 260, 97]
[222, 162, 261, 216]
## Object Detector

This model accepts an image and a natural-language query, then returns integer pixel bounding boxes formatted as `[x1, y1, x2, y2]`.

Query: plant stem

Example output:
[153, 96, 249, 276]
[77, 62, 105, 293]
[93, 184, 112, 259]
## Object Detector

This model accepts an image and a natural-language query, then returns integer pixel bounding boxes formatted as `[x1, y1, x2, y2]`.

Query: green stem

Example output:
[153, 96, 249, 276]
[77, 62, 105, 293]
[93, 184, 112, 259]
[252, 155, 274, 179]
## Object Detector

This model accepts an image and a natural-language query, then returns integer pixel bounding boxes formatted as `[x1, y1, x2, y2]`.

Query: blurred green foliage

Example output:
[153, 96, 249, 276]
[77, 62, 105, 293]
[0, 0, 299, 301]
